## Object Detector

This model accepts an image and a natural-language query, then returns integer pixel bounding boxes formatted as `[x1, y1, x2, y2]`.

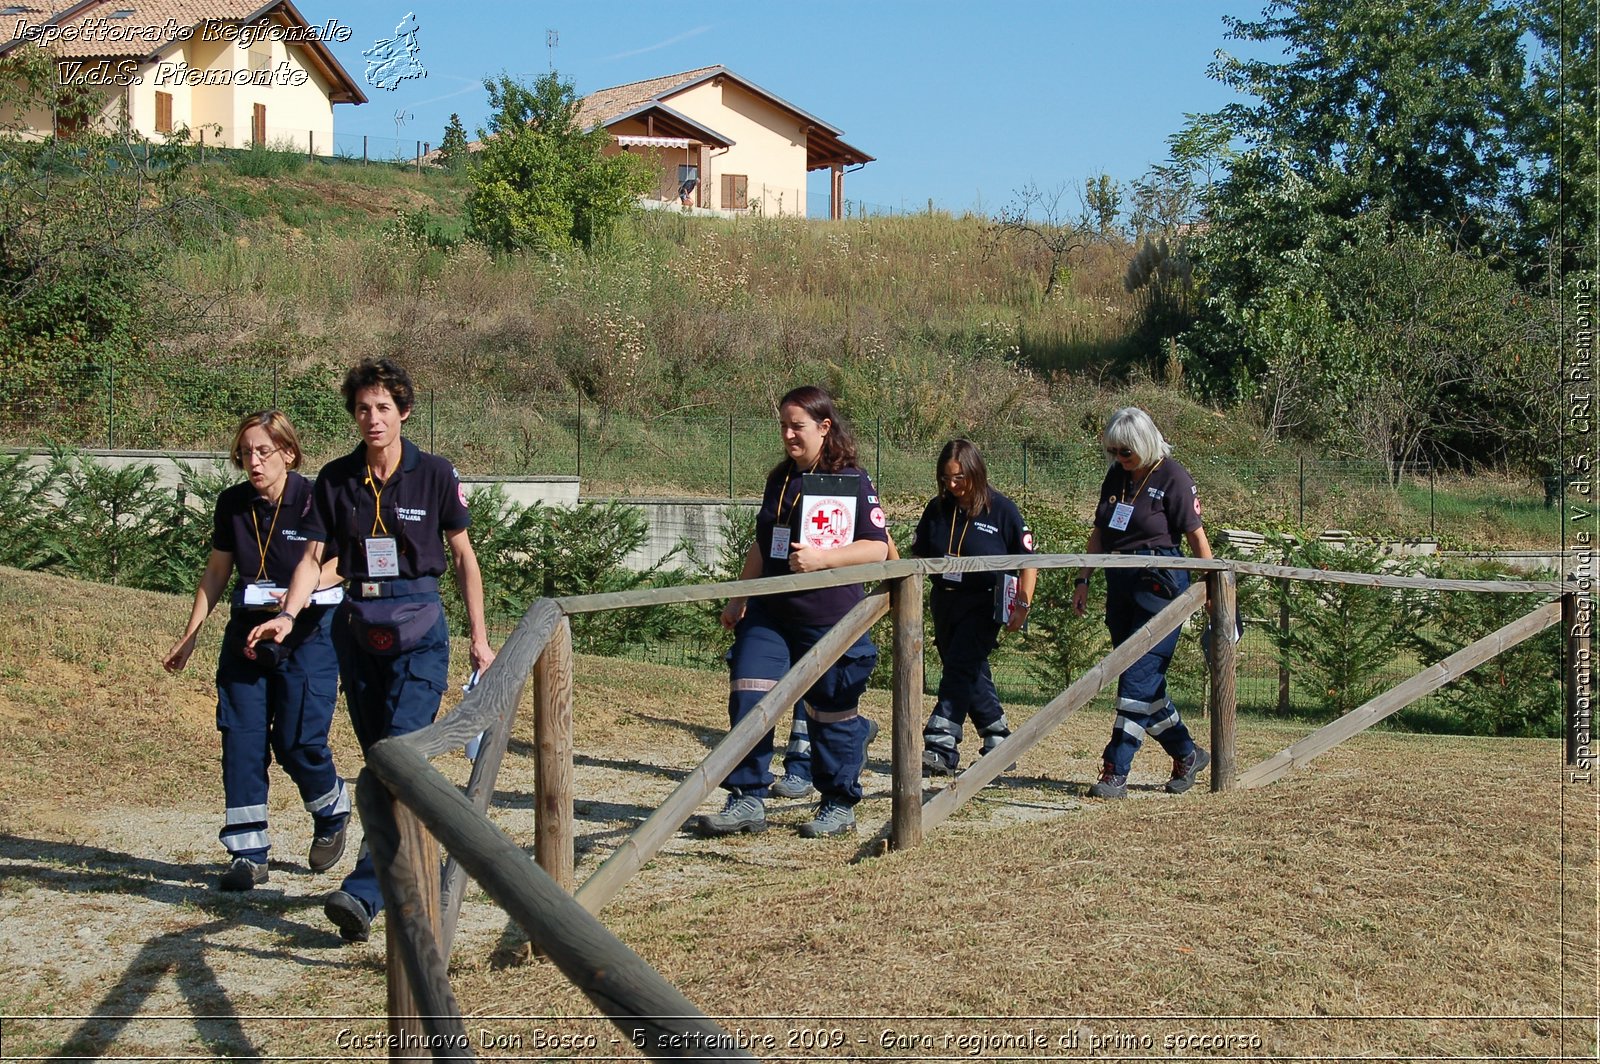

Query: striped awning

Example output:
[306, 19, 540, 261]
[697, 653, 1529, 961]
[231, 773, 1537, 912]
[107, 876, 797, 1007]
[615, 135, 693, 148]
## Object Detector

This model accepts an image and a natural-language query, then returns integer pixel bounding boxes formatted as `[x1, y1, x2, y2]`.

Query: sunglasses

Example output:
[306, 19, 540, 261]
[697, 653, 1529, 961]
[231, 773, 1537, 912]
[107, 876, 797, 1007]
[1105, 446, 1135, 459]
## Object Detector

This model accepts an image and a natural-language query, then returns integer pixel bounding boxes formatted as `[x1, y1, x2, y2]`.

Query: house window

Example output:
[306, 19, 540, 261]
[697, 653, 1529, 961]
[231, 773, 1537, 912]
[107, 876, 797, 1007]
[252, 102, 266, 145]
[676, 163, 698, 204]
[721, 173, 748, 211]
[248, 46, 271, 72]
[154, 91, 173, 134]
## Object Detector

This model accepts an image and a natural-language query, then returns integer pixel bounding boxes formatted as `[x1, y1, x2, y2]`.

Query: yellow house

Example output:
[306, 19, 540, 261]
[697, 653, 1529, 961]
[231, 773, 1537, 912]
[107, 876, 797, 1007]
[0, 0, 365, 152]
[577, 65, 872, 219]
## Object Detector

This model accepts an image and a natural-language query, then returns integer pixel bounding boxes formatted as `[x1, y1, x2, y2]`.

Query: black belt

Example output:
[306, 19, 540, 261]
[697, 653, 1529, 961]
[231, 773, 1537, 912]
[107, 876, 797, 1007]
[347, 576, 439, 599]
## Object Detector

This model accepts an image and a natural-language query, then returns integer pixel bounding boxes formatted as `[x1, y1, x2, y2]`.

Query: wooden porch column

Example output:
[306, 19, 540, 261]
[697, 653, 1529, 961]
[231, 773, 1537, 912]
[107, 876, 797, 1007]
[698, 145, 710, 208]
[830, 164, 843, 220]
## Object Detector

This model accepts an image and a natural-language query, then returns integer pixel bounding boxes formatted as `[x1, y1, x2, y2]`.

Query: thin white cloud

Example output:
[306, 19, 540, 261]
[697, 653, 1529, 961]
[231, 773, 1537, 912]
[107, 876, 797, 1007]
[603, 25, 712, 61]
[402, 76, 484, 109]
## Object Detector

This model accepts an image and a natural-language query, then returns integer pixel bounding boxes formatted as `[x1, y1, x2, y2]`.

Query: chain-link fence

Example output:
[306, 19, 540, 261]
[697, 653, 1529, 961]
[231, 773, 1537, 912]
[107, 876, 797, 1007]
[0, 364, 1460, 529]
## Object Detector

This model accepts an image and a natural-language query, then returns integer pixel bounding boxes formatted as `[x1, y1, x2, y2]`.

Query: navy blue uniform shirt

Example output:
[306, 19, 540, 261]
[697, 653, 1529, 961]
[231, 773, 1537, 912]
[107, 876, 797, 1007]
[1093, 457, 1202, 552]
[911, 488, 1035, 593]
[754, 461, 889, 626]
[211, 470, 323, 600]
[309, 438, 471, 581]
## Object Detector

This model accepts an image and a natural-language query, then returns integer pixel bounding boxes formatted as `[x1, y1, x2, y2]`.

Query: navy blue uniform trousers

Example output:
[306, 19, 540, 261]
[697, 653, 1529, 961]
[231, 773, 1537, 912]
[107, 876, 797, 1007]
[215, 606, 348, 862]
[725, 603, 877, 805]
[922, 584, 1011, 771]
[332, 592, 450, 916]
[1102, 556, 1198, 773]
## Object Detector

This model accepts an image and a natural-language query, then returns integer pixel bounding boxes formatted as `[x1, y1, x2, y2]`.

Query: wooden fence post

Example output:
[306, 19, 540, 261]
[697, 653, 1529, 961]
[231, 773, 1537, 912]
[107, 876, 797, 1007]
[1565, 591, 1592, 768]
[534, 617, 575, 891]
[1208, 570, 1238, 792]
[388, 803, 442, 1058]
[890, 572, 924, 851]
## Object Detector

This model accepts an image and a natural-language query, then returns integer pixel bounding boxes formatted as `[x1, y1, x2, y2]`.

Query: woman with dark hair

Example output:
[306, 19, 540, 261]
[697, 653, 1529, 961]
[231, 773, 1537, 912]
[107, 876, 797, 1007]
[912, 439, 1037, 776]
[698, 385, 890, 839]
[1072, 406, 1212, 798]
[248, 357, 496, 943]
[163, 410, 350, 892]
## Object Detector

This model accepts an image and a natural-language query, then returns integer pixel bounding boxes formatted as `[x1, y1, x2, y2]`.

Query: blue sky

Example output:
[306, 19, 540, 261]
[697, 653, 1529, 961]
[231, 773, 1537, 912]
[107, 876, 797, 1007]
[316, 1, 1260, 217]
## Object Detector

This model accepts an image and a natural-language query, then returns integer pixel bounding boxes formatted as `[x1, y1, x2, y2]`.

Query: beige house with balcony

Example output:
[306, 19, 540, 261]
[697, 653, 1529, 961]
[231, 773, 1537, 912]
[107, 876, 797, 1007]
[0, 0, 365, 152]
[576, 65, 872, 219]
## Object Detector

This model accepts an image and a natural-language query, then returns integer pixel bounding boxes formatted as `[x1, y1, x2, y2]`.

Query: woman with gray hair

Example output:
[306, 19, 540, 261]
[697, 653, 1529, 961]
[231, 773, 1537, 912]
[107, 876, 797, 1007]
[1071, 407, 1212, 797]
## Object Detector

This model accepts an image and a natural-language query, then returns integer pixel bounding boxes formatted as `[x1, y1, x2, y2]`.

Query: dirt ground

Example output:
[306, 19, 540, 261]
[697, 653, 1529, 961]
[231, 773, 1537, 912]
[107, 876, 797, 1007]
[1, 567, 1596, 1062]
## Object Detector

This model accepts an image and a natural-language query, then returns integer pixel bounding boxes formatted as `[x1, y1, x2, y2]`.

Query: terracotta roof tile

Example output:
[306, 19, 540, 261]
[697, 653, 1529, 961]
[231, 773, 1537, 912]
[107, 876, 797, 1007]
[575, 64, 721, 128]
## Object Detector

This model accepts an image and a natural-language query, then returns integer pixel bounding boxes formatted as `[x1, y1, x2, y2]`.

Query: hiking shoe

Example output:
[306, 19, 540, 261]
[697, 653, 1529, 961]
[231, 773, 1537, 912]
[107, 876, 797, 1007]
[697, 792, 767, 836]
[219, 857, 267, 891]
[1165, 747, 1212, 794]
[864, 717, 881, 746]
[770, 774, 815, 800]
[324, 890, 372, 943]
[798, 801, 856, 838]
[307, 823, 348, 873]
[1088, 763, 1129, 799]
[921, 750, 956, 777]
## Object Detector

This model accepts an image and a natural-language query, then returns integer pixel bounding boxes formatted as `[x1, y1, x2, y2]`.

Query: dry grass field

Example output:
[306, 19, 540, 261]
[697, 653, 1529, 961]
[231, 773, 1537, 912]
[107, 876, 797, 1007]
[0, 565, 1594, 1061]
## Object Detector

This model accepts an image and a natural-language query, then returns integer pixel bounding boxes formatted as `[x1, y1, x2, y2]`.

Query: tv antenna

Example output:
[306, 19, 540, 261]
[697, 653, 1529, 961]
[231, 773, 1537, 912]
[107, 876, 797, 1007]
[392, 108, 413, 140]
[546, 29, 558, 70]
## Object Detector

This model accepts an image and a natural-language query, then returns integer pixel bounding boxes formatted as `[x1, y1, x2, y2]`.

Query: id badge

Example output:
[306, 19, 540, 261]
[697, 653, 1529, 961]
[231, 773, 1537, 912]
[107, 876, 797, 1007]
[942, 569, 963, 583]
[366, 536, 400, 577]
[242, 582, 282, 607]
[769, 527, 791, 560]
[1109, 502, 1135, 531]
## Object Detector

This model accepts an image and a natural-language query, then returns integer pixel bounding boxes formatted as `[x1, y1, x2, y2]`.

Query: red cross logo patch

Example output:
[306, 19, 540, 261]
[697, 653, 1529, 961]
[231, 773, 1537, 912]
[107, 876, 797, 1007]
[802, 497, 854, 550]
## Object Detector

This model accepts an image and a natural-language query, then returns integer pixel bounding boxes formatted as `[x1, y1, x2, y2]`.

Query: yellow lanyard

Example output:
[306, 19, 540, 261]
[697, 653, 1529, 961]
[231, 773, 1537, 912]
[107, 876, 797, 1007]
[946, 505, 972, 558]
[366, 465, 391, 536]
[1122, 458, 1164, 506]
[249, 495, 283, 583]
[776, 458, 819, 525]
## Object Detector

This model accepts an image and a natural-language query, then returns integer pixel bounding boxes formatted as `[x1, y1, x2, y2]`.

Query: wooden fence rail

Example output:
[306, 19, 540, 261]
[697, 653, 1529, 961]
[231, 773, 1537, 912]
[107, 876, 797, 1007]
[350, 551, 1584, 1060]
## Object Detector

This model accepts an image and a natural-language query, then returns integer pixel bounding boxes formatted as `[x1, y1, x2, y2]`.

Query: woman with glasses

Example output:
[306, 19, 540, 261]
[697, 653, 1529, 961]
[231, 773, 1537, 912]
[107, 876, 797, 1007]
[163, 410, 350, 892]
[1071, 407, 1213, 798]
[699, 385, 890, 839]
[912, 439, 1037, 776]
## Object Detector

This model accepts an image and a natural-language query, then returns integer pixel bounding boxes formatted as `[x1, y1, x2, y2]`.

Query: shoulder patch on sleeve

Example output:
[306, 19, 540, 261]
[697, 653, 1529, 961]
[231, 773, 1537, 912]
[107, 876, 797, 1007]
[458, 483, 469, 508]
[1022, 530, 1035, 552]
[870, 506, 886, 528]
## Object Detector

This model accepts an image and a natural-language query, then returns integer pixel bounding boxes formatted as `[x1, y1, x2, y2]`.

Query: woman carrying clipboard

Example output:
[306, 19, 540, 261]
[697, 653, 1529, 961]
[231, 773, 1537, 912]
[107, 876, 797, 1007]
[698, 386, 890, 839]
[912, 439, 1037, 777]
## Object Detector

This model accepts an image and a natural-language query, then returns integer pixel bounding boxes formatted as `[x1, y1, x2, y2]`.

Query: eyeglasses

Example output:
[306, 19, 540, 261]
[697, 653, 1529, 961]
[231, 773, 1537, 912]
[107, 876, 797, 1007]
[1105, 447, 1135, 459]
[241, 445, 279, 462]
[941, 473, 969, 484]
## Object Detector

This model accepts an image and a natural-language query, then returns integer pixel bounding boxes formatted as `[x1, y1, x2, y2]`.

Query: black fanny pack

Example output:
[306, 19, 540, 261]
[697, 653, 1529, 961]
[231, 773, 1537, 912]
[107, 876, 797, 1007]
[345, 598, 442, 655]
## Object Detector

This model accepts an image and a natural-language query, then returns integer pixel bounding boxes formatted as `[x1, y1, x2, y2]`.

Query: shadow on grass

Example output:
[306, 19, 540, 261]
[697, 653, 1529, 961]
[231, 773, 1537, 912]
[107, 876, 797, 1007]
[0, 834, 353, 1060]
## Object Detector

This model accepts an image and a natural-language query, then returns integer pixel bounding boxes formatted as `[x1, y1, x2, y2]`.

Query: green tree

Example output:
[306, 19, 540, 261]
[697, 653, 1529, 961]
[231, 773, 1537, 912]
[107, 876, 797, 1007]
[0, 45, 210, 432]
[1210, 0, 1525, 244]
[464, 71, 651, 253]
[1517, 0, 1598, 278]
[436, 111, 470, 171]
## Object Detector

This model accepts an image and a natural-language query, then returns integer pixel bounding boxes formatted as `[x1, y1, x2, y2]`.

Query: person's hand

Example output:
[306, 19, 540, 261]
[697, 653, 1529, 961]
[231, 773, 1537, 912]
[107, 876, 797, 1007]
[720, 597, 747, 630]
[1071, 581, 1089, 617]
[787, 545, 827, 573]
[470, 640, 496, 675]
[1006, 603, 1030, 633]
[162, 636, 196, 673]
[247, 615, 293, 649]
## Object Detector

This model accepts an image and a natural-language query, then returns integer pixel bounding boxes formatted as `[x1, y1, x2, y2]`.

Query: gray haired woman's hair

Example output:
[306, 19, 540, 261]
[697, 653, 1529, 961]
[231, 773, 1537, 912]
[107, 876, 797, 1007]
[1102, 407, 1172, 469]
